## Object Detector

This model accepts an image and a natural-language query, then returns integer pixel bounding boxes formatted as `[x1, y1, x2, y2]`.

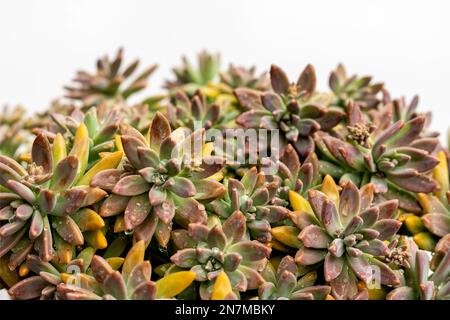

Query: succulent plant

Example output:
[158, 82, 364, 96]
[400, 150, 450, 251]
[419, 151, 450, 237]
[329, 64, 384, 110]
[7, 248, 99, 300]
[259, 255, 331, 300]
[0, 105, 31, 159]
[316, 103, 440, 213]
[0, 123, 120, 267]
[220, 65, 270, 92]
[208, 167, 289, 243]
[386, 236, 450, 300]
[55, 241, 195, 300]
[65, 48, 157, 107]
[165, 51, 221, 97]
[92, 112, 225, 247]
[170, 211, 271, 299]
[33, 105, 122, 165]
[236, 65, 345, 159]
[166, 90, 221, 130]
[273, 176, 401, 299]
[271, 144, 321, 203]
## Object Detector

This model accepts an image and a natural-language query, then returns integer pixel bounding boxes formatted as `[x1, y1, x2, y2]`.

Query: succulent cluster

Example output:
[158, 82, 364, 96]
[0, 49, 448, 300]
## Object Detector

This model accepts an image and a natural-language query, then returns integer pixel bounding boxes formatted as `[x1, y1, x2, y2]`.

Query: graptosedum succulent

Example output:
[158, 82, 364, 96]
[65, 48, 157, 107]
[92, 112, 225, 247]
[165, 51, 221, 97]
[166, 90, 221, 131]
[316, 103, 439, 213]
[270, 144, 321, 203]
[208, 167, 289, 243]
[0, 124, 118, 268]
[170, 212, 271, 299]
[219, 64, 270, 92]
[236, 64, 345, 159]
[0, 105, 30, 159]
[386, 236, 450, 300]
[0, 48, 448, 301]
[329, 64, 384, 110]
[56, 241, 196, 300]
[259, 255, 331, 300]
[273, 176, 401, 299]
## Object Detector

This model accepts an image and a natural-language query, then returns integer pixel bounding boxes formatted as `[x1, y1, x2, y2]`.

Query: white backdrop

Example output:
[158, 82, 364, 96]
[0, 0, 449, 141]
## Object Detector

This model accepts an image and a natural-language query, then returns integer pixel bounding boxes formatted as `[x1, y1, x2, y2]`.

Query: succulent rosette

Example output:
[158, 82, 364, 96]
[7, 248, 99, 300]
[165, 51, 221, 97]
[271, 144, 321, 203]
[273, 176, 401, 299]
[418, 151, 450, 239]
[208, 167, 289, 242]
[316, 103, 440, 213]
[386, 236, 450, 300]
[34, 105, 121, 164]
[0, 105, 30, 159]
[170, 212, 271, 299]
[0, 123, 120, 270]
[399, 151, 450, 251]
[329, 64, 384, 110]
[220, 65, 270, 92]
[236, 64, 345, 159]
[92, 112, 225, 247]
[54, 241, 195, 300]
[65, 48, 157, 107]
[166, 90, 221, 131]
[259, 255, 331, 300]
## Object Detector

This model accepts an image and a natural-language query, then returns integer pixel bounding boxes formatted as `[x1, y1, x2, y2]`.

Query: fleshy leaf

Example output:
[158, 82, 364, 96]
[155, 271, 196, 299]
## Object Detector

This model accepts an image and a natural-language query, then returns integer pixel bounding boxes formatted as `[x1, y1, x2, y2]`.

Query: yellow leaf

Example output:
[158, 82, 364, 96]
[156, 271, 196, 299]
[207, 171, 224, 182]
[84, 230, 108, 249]
[18, 153, 32, 163]
[216, 94, 237, 105]
[358, 281, 388, 300]
[55, 239, 73, 264]
[321, 175, 339, 207]
[98, 152, 110, 159]
[115, 135, 124, 152]
[106, 257, 125, 270]
[211, 271, 233, 300]
[413, 232, 437, 251]
[202, 142, 214, 157]
[405, 215, 426, 234]
[206, 81, 230, 93]
[122, 240, 145, 280]
[201, 86, 220, 99]
[0, 256, 19, 287]
[289, 191, 313, 214]
[434, 151, 449, 199]
[71, 208, 105, 231]
[417, 193, 431, 213]
[69, 123, 89, 183]
[114, 215, 125, 233]
[52, 133, 67, 168]
[77, 151, 123, 186]
[271, 226, 302, 248]
[268, 239, 291, 253]
[60, 273, 71, 284]
[269, 256, 282, 271]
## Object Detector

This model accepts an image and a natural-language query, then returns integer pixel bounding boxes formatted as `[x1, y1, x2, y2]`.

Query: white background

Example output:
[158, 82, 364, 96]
[0, 0, 449, 141]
